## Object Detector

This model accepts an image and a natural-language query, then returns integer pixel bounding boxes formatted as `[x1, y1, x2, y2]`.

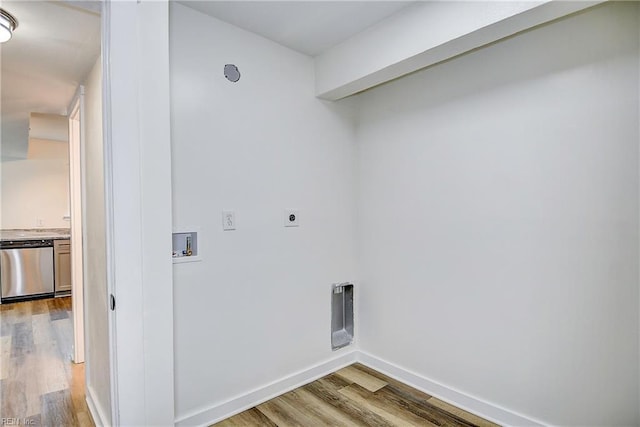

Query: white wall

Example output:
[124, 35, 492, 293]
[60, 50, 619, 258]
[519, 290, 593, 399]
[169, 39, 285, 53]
[170, 3, 357, 421]
[1, 114, 70, 231]
[0, 155, 69, 229]
[82, 54, 112, 426]
[355, 3, 639, 426]
[27, 138, 68, 160]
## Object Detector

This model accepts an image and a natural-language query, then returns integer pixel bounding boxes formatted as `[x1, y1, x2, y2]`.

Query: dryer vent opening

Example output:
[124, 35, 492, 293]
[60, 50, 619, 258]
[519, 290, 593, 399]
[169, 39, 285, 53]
[224, 64, 240, 82]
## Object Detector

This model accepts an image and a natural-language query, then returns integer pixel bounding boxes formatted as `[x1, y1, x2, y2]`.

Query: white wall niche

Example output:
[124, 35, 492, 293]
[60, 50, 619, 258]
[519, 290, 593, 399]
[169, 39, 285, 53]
[172, 228, 201, 263]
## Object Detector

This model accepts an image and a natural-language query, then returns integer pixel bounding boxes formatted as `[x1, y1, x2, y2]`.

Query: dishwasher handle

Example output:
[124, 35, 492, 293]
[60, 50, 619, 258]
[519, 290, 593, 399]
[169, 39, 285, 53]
[0, 239, 54, 249]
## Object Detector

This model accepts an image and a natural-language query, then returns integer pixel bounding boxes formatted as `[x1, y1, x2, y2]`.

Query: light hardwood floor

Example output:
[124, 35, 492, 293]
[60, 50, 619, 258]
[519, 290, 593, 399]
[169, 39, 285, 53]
[0, 297, 94, 427]
[2, 299, 500, 427]
[215, 364, 500, 427]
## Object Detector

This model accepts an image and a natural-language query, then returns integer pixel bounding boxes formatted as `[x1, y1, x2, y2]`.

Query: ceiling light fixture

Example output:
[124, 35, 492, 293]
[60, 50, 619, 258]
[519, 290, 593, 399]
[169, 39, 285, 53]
[0, 8, 18, 43]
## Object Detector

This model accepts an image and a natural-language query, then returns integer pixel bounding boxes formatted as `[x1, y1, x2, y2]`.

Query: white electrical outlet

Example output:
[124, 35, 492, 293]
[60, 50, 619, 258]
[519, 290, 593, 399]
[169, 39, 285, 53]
[36, 218, 44, 227]
[222, 211, 236, 231]
[284, 210, 299, 227]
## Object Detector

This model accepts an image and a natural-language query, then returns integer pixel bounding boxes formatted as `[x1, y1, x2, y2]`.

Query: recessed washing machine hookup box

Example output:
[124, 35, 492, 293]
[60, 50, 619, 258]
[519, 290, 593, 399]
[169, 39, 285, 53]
[172, 232, 197, 258]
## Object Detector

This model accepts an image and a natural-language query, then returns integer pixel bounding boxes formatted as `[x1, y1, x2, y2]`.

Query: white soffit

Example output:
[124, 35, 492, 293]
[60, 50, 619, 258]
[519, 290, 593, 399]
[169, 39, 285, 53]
[178, 1, 414, 57]
[29, 112, 69, 142]
[315, 0, 607, 100]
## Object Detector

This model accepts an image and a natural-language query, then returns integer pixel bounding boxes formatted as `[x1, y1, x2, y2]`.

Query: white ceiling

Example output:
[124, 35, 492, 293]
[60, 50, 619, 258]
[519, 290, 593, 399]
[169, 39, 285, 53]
[0, 1, 100, 161]
[0, 1, 411, 160]
[179, 1, 414, 57]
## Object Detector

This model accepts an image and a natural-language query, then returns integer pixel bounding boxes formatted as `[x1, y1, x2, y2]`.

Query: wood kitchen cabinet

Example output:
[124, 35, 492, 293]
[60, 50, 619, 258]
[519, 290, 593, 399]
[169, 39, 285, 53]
[54, 239, 71, 294]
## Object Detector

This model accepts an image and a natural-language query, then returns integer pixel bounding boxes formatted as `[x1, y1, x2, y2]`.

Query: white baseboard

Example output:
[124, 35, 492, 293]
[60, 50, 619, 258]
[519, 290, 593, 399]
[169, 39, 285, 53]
[85, 385, 110, 427]
[174, 349, 546, 427]
[357, 351, 546, 427]
[175, 350, 358, 427]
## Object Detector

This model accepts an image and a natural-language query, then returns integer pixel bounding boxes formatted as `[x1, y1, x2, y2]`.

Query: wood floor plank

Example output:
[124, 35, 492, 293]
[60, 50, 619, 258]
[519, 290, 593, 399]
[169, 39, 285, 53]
[281, 387, 362, 426]
[41, 389, 78, 427]
[0, 333, 9, 351]
[383, 379, 434, 409]
[11, 321, 34, 358]
[0, 335, 11, 380]
[277, 391, 351, 426]
[304, 379, 396, 427]
[24, 413, 42, 426]
[353, 363, 481, 427]
[375, 385, 475, 427]
[30, 298, 50, 315]
[257, 397, 308, 427]
[223, 366, 499, 427]
[46, 298, 60, 312]
[52, 317, 74, 363]
[5, 354, 41, 417]
[377, 379, 433, 410]
[0, 297, 93, 427]
[0, 362, 7, 382]
[36, 341, 70, 394]
[69, 363, 88, 415]
[49, 309, 69, 321]
[0, 307, 14, 337]
[320, 373, 353, 390]
[1, 376, 28, 419]
[351, 363, 393, 382]
[339, 383, 438, 427]
[13, 301, 33, 324]
[429, 398, 500, 427]
[334, 365, 387, 392]
[32, 313, 55, 345]
[353, 363, 434, 405]
[214, 407, 278, 427]
[0, 303, 14, 313]
[77, 410, 95, 427]
[46, 298, 65, 319]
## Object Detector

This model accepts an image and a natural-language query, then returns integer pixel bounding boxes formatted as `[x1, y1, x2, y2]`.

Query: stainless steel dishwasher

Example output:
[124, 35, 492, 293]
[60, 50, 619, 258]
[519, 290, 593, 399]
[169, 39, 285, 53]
[0, 239, 54, 302]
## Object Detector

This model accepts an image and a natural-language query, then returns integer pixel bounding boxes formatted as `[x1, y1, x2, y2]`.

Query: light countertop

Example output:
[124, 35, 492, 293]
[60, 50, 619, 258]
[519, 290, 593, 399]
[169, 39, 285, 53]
[0, 229, 71, 242]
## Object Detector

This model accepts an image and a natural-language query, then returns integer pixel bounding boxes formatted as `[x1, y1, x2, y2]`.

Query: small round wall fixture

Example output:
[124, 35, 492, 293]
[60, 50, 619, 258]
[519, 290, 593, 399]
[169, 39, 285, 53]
[0, 8, 18, 43]
[224, 64, 240, 82]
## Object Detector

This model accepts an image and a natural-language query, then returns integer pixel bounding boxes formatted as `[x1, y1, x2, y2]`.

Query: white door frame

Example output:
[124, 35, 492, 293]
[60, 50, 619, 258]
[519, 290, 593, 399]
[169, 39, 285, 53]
[67, 89, 86, 364]
[101, 1, 175, 425]
[101, 5, 119, 424]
